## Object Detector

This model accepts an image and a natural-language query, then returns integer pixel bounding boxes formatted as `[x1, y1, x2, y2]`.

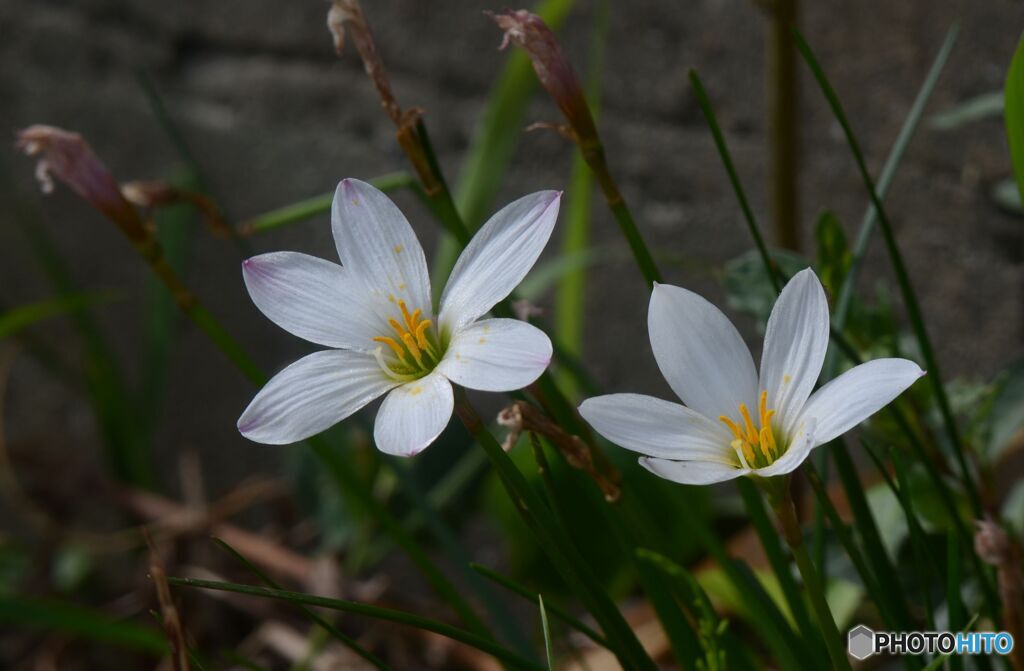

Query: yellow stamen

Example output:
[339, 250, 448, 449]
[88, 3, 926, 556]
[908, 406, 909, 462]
[720, 391, 782, 469]
[388, 318, 406, 339]
[719, 415, 745, 442]
[415, 319, 433, 350]
[739, 403, 759, 445]
[402, 333, 425, 367]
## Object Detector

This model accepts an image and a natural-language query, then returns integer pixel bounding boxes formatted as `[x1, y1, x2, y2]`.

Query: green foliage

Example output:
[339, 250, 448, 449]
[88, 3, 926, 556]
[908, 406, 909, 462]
[1004, 32, 1024, 204]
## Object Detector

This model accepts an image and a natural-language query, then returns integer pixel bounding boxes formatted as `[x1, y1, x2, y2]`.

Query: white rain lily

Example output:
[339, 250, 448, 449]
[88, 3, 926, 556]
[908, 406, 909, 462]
[579, 269, 925, 485]
[238, 178, 561, 456]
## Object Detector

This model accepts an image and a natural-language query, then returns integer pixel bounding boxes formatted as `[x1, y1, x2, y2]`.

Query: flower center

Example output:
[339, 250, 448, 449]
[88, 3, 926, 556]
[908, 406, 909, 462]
[719, 390, 781, 469]
[371, 299, 442, 382]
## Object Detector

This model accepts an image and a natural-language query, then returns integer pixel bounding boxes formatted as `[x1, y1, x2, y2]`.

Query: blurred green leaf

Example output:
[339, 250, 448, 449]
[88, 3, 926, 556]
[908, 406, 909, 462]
[52, 544, 93, 593]
[929, 91, 1003, 131]
[0, 293, 114, 340]
[1005, 32, 1024, 205]
[538, 595, 554, 671]
[0, 593, 167, 654]
[814, 211, 851, 299]
[170, 576, 545, 671]
[985, 357, 1024, 461]
[990, 176, 1023, 215]
[518, 248, 609, 302]
[721, 249, 809, 330]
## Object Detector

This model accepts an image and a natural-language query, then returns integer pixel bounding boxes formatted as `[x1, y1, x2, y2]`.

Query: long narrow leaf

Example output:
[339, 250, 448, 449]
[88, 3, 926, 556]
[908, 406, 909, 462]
[0, 594, 167, 655]
[168, 577, 544, 671]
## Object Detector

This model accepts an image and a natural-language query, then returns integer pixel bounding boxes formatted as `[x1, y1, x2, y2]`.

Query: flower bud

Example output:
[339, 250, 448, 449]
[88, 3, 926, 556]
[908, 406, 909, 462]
[490, 10, 598, 147]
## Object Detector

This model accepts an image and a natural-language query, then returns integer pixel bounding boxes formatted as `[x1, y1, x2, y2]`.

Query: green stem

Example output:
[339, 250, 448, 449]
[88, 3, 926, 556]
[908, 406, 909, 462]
[793, 29, 982, 518]
[768, 0, 800, 250]
[766, 478, 853, 671]
[581, 139, 662, 286]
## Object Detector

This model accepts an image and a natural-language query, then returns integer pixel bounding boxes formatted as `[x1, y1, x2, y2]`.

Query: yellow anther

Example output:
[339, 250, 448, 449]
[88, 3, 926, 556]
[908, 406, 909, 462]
[721, 392, 781, 469]
[372, 335, 404, 358]
[402, 333, 425, 366]
[388, 318, 406, 339]
[415, 319, 433, 350]
[399, 300, 417, 332]
[719, 415, 745, 442]
[759, 426, 776, 460]
[739, 403, 759, 445]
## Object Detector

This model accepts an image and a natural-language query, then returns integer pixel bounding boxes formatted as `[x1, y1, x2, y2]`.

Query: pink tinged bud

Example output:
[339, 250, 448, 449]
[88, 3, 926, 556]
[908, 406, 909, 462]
[15, 125, 142, 233]
[490, 10, 598, 144]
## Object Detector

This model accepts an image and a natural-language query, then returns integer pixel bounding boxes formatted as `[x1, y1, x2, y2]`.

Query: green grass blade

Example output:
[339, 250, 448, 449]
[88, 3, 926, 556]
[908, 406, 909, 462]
[828, 25, 959, 374]
[930, 91, 1002, 130]
[1004, 31, 1024, 204]
[470, 563, 607, 647]
[689, 69, 781, 292]
[140, 172, 198, 443]
[213, 538, 394, 671]
[946, 531, 964, 671]
[459, 397, 659, 671]
[238, 172, 419, 235]
[14, 204, 151, 486]
[538, 596, 554, 671]
[0, 593, 167, 655]
[631, 551, 706, 668]
[920, 614, 980, 671]
[554, 0, 608, 399]
[387, 459, 536, 658]
[735, 480, 817, 636]
[830, 443, 915, 630]
[793, 28, 982, 518]
[0, 293, 115, 339]
[168, 576, 545, 671]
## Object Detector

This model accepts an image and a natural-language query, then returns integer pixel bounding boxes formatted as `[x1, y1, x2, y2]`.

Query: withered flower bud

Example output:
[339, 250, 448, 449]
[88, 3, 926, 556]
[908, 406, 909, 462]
[327, 0, 402, 126]
[974, 519, 1010, 566]
[498, 400, 621, 502]
[490, 10, 598, 147]
[122, 180, 231, 238]
[16, 125, 142, 232]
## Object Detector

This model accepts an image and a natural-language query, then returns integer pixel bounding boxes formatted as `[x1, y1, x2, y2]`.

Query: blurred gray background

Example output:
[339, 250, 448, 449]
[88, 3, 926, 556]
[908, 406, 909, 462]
[1, 0, 1022, 492]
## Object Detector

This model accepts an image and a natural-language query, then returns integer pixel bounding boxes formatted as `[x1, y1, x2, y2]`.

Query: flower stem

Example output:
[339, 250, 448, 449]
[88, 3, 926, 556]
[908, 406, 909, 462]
[766, 477, 852, 671]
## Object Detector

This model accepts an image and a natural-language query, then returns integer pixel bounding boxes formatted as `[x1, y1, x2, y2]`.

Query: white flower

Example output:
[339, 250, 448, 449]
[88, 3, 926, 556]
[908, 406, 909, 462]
[578, 269, 925, 484]
[238, 179, 561, 456]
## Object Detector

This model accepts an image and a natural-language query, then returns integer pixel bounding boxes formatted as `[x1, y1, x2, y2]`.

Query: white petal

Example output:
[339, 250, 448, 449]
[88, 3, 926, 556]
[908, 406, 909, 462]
[578, 394, 734, 463]
[799, 358, 925, 446]
[437, 318, 551, 392]
[756, 418, 818, 477]
[239, 350, 396, 445]
[332, 179, 432, 316]
[639, 457, 748, 485]
[759, 268, 831, 434]
[648, 283, 758, 421]
[439, 191, 561, 332]
[373, 372, 454, 457]
[242, 252, 383, 349]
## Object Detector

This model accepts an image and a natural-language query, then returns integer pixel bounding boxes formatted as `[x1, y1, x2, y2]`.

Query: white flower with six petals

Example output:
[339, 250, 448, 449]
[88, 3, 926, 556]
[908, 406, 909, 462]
[579, 269, 925, 484]
[238, 179, 561, 456]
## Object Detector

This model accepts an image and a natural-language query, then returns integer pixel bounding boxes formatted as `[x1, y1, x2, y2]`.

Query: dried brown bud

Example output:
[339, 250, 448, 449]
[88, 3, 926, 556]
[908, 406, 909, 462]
[975, 519, 1011, 565]
[122, 180, 232, 238]
[498, 400, 621, 502]
[327, 0, 402, 126]
[16, 125, 141, 231]
[490, 10, 598, 146]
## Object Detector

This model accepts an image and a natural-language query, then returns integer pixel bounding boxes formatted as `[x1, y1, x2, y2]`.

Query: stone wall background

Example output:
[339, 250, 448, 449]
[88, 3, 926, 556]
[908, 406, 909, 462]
[2, 0, 1022, 491]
